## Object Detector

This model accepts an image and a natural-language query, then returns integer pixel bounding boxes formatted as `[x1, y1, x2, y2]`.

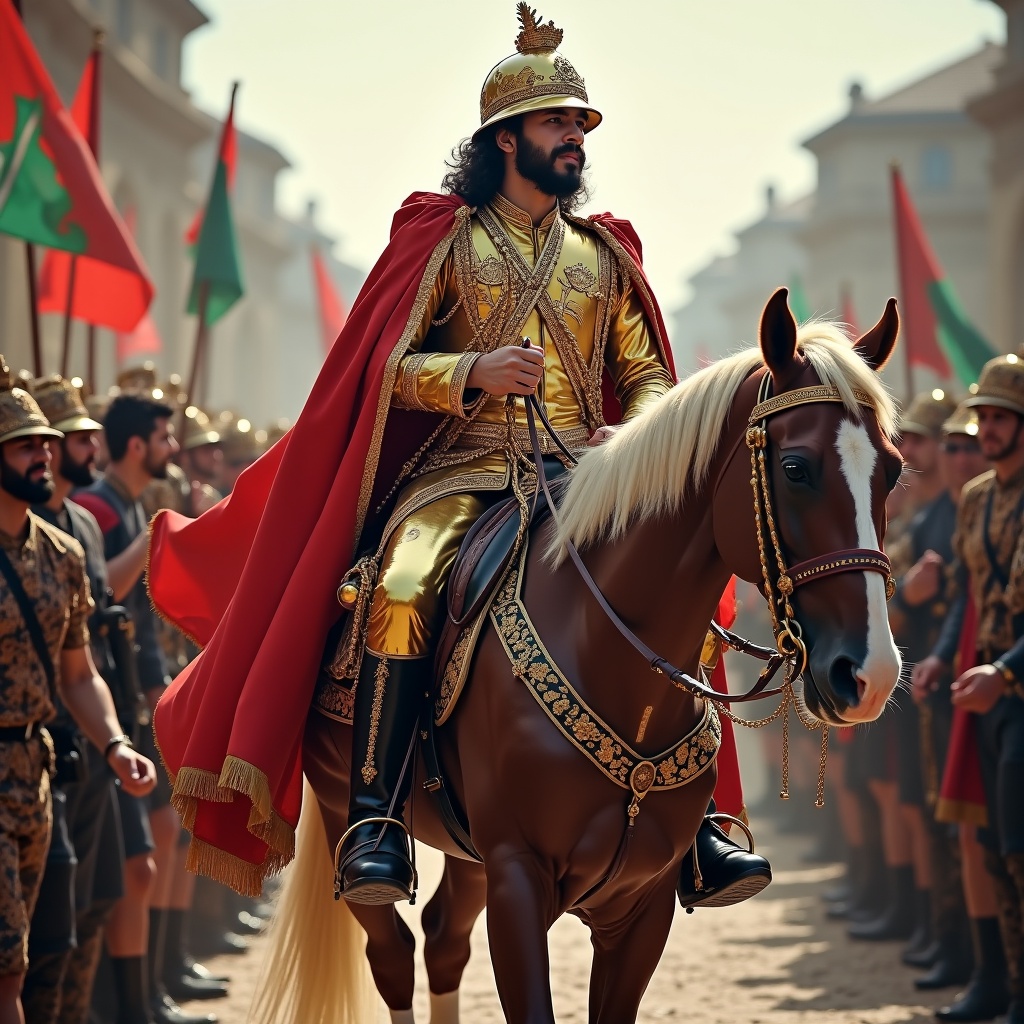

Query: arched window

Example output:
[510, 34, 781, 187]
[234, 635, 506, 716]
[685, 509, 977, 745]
[921, 144, 952, 191]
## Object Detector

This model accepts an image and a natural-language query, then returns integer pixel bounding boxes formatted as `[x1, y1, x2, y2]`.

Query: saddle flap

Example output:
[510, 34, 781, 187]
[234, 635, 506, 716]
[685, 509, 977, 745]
[447, 496, 523, 628]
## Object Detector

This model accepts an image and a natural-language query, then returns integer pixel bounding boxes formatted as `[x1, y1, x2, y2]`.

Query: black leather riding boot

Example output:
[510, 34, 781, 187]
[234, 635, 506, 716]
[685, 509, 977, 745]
[677, 803, 773, 910]
[337, 653, 425, 905]
[848, 863, 917, 940]
[935, 917, 1009, 1022]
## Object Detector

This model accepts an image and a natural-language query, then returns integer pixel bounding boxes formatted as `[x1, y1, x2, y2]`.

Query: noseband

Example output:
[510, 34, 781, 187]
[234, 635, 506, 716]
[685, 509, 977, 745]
[745, 374, 896, 677]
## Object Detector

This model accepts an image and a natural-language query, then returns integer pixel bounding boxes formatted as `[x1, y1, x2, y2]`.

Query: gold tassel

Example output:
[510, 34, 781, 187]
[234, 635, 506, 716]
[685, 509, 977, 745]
[327, 554, 380, 682]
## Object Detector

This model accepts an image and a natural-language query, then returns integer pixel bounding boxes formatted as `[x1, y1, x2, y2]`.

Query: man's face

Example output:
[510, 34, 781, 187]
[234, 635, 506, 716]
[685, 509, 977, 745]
[0, 436, 55, 503]
[513, 108, 588, 198]
[59, 430, 100, 488]
[898, 431, 940, 476]
[143, 418, 178, 481]
[185, 443, 224, 487]
[976, 406, 1024, 463]
[940, 433, 986, 496]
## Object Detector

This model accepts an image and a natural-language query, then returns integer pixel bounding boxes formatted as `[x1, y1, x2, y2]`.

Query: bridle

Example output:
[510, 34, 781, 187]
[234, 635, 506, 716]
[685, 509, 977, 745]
[744, 373, 897, 678]
[523, 365, 895, 704]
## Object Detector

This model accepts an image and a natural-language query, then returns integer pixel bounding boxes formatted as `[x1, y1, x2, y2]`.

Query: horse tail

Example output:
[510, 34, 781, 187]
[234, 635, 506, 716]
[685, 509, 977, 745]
[248, 779, 376, 1024]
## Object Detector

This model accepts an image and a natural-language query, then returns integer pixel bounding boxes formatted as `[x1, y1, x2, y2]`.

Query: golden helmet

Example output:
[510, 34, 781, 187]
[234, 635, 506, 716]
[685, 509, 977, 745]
[31, 375, 103, 435]
[117, 362, 159, 395]
[216, 411, 261, 465]
[941, 402, 979, 438]
[899, 389, 959, 439]
[181, 406, 221, 451]
[963, 353, 1024, 418]
[0, 357, 63, 446]
[476, 4, 601, 136]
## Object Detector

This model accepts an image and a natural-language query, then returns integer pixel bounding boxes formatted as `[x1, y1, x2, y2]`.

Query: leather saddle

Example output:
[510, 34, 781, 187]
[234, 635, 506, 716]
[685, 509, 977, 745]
[438, 457, 567, 671]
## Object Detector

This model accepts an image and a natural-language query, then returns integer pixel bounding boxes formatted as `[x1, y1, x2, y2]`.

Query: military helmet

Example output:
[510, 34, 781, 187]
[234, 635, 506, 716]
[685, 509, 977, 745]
[31, 375, 103, 435]
[116, 362, 159, 396]
[899, 389, 959, 439]
[476, 4, 601, 136]
[181, 406, 221, 451]
[216, 411, 261, 466]
[0, 357, 63, 445]
[963, 353, 1024, 418]
[941, 401, 979, 438]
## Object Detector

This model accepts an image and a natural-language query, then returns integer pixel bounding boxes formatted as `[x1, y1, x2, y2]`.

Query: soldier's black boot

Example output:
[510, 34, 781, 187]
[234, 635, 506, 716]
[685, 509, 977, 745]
[934, 918, 1009, 1021]
[677, 805, 772, 910]
[337, 653, 425, 906]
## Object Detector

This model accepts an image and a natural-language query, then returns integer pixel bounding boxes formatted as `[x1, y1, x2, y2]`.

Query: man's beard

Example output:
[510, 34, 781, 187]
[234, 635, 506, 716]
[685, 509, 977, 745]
[981, 417, 1024, 463]
[59, 445, 96, 488]
[144, 449, 169, 480]
[1, 458, 54, 503]
[515, 136, 585, 199]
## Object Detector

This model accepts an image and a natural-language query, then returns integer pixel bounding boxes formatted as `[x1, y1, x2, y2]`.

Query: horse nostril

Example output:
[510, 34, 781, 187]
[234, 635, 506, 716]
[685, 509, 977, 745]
[827, 656, 861, 710]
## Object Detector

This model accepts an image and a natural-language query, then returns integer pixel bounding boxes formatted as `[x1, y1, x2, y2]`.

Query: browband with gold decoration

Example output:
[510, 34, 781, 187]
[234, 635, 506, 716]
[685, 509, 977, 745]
[749, 384, 874, 425]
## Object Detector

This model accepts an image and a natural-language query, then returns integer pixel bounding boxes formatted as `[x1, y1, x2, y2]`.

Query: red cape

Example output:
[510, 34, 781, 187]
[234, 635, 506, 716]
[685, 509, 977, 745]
[150, 193, 697, 893]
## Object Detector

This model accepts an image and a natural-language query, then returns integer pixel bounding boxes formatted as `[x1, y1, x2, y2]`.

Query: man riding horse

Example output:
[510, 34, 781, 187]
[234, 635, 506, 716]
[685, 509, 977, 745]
[148, 4, 770, 910]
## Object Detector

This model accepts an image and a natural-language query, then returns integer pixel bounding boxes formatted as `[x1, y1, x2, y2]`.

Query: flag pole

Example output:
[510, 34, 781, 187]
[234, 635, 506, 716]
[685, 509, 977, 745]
[25, 245, 43, 377]
[86, 324, 96, 392]
[12, 0, 43, 376]
[60, 258, 78, 376]
[184, 282, 210, 424]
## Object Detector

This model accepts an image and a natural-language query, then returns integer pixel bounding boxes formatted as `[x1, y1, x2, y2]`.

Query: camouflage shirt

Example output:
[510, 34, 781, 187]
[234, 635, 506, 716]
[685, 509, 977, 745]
[953, 464, 1024, 657]
[0, 513, 92, 728]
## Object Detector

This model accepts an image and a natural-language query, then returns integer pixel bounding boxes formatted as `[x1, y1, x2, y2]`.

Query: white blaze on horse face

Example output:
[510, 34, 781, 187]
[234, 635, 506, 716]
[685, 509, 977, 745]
[834, 420, 902, 719]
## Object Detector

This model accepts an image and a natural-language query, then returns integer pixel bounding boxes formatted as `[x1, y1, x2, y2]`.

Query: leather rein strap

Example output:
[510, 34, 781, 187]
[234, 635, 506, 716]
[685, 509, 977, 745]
[523, 392, 787, 704]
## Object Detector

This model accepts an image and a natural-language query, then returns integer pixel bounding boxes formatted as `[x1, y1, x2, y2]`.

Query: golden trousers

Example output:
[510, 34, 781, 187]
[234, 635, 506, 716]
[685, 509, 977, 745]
[366, 490, 491, 659]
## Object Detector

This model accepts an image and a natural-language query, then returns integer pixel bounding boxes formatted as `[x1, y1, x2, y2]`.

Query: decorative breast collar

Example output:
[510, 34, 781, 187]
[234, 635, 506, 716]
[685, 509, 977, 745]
[490, 543, 721, 819]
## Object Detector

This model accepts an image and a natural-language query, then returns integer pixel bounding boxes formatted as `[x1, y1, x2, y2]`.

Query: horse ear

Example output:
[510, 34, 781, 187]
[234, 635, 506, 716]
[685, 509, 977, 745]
[855, 298, 899, 371]
[759, 287, 798, 379]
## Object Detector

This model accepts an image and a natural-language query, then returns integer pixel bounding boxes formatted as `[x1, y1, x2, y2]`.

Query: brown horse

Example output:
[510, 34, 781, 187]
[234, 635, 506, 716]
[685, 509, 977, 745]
[250, 289, 904, 1024]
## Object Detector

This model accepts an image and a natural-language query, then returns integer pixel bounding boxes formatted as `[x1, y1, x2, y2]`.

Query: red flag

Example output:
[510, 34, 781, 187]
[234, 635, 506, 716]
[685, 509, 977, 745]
[311, 246, 346, 352]
[26, 35, 152, 331]
[0, 15, 155, 331]
[185, 92, 237, 247]
[890, 166, 952, 378]
[840, 284, 859, 337]
[115, 207, 162, 362]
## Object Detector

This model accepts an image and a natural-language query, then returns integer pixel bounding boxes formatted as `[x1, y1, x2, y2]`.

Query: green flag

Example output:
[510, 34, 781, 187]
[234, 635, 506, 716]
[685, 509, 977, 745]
[187, 158, 242, 325]
[789, 272, 811, 323]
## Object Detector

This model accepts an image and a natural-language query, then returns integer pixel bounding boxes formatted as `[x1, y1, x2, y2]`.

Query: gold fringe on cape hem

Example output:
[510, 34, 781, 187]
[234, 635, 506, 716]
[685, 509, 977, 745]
[185, 835, 282, 899]
[935, 797, 989, 828]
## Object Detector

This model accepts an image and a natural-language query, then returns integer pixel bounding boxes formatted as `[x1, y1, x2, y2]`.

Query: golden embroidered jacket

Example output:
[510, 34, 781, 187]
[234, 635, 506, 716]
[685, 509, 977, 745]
[381, 194, 674, 532]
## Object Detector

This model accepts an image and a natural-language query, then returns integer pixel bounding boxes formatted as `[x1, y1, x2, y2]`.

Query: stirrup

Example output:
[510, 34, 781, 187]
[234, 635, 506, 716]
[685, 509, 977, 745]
[705, 812, 757, 852]
[333, 816, 416, 903]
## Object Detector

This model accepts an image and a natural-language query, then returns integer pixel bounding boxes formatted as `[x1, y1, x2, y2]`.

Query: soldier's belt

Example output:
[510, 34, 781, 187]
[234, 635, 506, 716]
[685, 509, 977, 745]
[457, 421, 589, 457]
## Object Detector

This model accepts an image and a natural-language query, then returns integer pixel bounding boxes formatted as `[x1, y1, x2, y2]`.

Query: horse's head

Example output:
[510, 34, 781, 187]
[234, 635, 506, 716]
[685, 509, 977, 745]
[714, 288, 903, 725]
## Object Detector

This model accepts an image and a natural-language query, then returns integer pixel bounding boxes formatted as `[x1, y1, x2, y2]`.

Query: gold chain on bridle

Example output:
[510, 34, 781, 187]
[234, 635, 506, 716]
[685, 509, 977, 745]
[714, 374, 897, 808]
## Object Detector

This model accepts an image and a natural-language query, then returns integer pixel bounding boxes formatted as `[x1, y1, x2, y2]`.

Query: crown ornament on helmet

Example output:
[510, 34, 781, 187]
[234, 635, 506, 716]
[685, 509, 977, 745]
[476, 4, 602, 135]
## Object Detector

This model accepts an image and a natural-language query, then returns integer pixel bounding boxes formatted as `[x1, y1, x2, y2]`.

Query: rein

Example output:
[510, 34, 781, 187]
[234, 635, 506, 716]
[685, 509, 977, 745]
[523, 393, 788, 704]
[520, 366, 895, 710]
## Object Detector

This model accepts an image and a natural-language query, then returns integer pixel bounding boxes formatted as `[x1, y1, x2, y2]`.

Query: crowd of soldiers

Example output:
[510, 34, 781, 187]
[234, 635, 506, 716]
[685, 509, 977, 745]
[0, 357, 288, 1024]
[807, 350, 1024, 1023]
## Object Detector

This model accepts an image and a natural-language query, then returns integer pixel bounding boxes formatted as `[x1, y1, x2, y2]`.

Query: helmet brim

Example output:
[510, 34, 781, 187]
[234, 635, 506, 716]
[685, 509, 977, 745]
[474, 97, 602, 136]
[0, 424, 64, 444]
[962, 394, 1024, 417]
[49, 415, 103, 434]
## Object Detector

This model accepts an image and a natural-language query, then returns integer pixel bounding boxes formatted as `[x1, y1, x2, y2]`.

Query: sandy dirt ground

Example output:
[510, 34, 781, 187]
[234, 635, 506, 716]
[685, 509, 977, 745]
[187, 811, 952, 1023]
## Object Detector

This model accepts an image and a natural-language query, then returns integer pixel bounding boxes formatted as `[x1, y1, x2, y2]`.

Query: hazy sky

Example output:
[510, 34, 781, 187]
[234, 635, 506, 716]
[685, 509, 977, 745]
[183, 0, 1005, 314]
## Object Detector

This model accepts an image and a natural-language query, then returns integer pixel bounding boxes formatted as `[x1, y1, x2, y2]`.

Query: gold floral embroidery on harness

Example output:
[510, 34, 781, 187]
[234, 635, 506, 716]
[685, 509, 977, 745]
[490, 545, 721, 791]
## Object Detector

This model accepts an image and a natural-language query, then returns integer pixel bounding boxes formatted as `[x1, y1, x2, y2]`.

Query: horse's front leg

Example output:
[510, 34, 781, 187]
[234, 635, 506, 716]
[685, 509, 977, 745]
[484, 849, 559, 1024]
[586, 878, 678, 1024]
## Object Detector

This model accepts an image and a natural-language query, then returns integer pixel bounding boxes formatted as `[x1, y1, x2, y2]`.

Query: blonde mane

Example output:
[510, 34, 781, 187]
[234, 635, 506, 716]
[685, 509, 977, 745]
[547, 322, 897, 566]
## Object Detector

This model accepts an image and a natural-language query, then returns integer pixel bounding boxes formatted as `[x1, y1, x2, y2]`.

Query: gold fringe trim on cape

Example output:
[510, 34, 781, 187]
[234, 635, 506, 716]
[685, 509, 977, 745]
[935, 796, 989, 828]
[185, 835, 278, 899]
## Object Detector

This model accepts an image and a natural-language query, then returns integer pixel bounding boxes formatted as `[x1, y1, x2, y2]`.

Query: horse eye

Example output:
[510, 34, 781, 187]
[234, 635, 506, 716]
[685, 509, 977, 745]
[782, 460, 808, 483]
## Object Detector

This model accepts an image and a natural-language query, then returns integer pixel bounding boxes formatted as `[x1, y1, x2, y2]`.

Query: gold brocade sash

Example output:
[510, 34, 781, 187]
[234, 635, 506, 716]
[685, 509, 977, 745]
[489, 544, 721, 792]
